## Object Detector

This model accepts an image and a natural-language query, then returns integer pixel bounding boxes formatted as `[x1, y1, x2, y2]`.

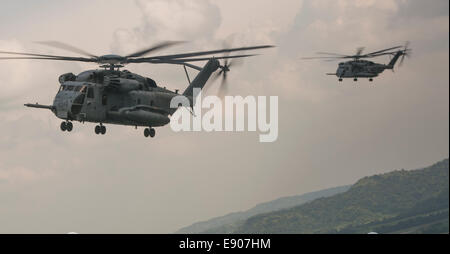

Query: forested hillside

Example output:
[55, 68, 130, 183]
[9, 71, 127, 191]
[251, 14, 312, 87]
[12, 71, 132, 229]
[235, 159, 449, 234]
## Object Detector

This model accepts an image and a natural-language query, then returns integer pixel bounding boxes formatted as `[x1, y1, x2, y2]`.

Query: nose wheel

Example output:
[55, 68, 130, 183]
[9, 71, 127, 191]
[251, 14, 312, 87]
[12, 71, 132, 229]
[144, 127, 156, 138]
[60, 121, 73, 132]
[95, 124, 106, 135]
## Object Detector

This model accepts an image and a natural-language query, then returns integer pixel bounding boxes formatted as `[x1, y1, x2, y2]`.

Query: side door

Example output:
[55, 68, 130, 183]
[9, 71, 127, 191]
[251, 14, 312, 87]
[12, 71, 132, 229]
[84, 85, 106, 122]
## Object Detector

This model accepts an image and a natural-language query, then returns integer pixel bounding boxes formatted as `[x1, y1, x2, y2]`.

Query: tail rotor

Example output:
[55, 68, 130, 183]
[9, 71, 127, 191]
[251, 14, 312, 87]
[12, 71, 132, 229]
[399, 41, 411, 67]
[209, 39, 245, 97]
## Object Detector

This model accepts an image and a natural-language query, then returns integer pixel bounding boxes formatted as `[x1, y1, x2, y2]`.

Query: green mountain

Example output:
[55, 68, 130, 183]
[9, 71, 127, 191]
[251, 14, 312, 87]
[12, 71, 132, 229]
[175, 185, 350, 234]
[234, 159, 449, 234]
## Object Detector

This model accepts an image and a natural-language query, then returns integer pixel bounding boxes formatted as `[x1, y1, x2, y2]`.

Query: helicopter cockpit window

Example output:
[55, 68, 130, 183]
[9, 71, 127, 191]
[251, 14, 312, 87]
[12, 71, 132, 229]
[59, 85, 65, 92]
[80, 86, 87, 94]
[87, 87, 94, 98]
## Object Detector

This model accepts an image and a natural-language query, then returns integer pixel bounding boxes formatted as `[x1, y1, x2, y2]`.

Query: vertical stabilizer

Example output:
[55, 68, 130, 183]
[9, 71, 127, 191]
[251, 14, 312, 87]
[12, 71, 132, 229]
[387, 51, 403, 70]
[183, 59, 220, 97]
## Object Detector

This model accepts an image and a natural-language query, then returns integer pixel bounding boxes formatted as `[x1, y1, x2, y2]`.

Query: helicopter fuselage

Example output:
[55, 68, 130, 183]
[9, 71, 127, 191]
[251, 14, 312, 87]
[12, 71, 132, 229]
[335, 60, 388, 78]
[3, 40, 269, 138]
[51, 70, 176, 128]
[53, 81, 171, 127]
[25, 58, 221, 137]
[330, 50, 405, 81]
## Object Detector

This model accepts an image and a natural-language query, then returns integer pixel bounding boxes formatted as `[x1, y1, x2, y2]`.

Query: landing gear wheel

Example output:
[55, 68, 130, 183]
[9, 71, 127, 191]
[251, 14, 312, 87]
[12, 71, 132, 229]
[66, 122, 73, 132]
[143, 128, 155, 138]
[369, 78, 373, 82]
[149, 128, 155, 138]
[60, 122, 67, 132]
[338, 78, 343, 82]
[95, 125, 101, 135]
[95, 124, 106, 135]
[353, 78, 358, 82]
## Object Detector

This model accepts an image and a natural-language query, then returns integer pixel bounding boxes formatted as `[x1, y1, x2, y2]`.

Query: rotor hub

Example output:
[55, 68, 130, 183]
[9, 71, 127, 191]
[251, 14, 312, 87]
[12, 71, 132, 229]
[98, 54, 126, 65]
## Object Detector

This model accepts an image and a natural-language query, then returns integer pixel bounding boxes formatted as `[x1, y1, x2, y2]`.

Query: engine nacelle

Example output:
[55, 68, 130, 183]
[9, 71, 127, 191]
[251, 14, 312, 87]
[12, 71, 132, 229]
[104, 77, 142, 92]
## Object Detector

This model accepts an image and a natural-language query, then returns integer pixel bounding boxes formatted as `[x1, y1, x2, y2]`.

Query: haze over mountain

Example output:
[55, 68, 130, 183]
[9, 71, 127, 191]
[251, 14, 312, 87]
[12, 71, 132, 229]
[233, 159, 449, 234]
[176, 185, 350, 234]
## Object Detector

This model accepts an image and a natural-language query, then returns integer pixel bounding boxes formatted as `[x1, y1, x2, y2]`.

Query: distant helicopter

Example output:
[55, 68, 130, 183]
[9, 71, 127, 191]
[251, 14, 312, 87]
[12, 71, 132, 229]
[0, 41, 273, 138]
[302, 42, 411, 82]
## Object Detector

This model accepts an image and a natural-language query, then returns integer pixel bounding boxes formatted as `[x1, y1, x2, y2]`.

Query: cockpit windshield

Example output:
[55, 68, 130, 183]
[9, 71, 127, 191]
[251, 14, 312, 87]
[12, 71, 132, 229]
[58, 84, 88, 93]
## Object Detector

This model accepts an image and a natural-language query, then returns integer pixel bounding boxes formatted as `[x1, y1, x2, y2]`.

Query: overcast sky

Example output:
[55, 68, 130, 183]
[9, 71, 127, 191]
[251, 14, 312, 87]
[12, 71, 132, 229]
[0, 0, 448, 233]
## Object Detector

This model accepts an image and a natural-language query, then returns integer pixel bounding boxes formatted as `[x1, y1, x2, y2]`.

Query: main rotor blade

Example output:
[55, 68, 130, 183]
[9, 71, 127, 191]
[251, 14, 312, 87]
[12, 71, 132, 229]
[0, 56, 97, 62]
[324, 58, 341, 62]
[125, 41, 185, 58]
[301, 56, 350, 60]
[0, 50, 95, 60]
[142, 59, 203, 71]
[316, 52, 351, 57]
[162, 54, 257, 63]
[140, 45, 274, 61]
[35, 40, 98, 58]
[365, 52, 398, 58]
[228, 57, 243, 68]
[364, 46, 402, 57]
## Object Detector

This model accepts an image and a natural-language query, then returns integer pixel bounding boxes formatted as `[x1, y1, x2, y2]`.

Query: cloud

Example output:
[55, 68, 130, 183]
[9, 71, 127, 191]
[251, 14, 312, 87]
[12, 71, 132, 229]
[396, 0, 449, 19]
[111, 0, 221, 55]
[0, 0, 447, 234]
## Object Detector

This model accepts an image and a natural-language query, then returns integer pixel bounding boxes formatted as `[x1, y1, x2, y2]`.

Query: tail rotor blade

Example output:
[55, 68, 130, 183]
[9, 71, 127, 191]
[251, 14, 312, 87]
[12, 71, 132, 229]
[400, 41, 411, 67]
[228, 57, 244, 68]
[218, 74, 228, 99]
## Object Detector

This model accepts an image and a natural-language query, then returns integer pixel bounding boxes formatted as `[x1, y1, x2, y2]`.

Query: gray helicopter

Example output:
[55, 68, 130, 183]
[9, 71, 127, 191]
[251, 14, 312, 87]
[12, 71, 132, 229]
[0, 41, 273, 138]
[303, 43, 411, 82]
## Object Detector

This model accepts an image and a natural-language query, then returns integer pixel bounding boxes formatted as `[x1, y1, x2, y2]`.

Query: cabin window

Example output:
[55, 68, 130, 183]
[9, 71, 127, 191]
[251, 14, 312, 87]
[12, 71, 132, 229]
[87, 87, 94, 98]
[66, 86, 74, 91]
[137, 98, 141, 105]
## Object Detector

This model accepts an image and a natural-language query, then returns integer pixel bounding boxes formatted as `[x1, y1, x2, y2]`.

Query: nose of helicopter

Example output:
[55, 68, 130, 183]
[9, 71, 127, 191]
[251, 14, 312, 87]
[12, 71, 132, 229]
[53, 88, 85, 120]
